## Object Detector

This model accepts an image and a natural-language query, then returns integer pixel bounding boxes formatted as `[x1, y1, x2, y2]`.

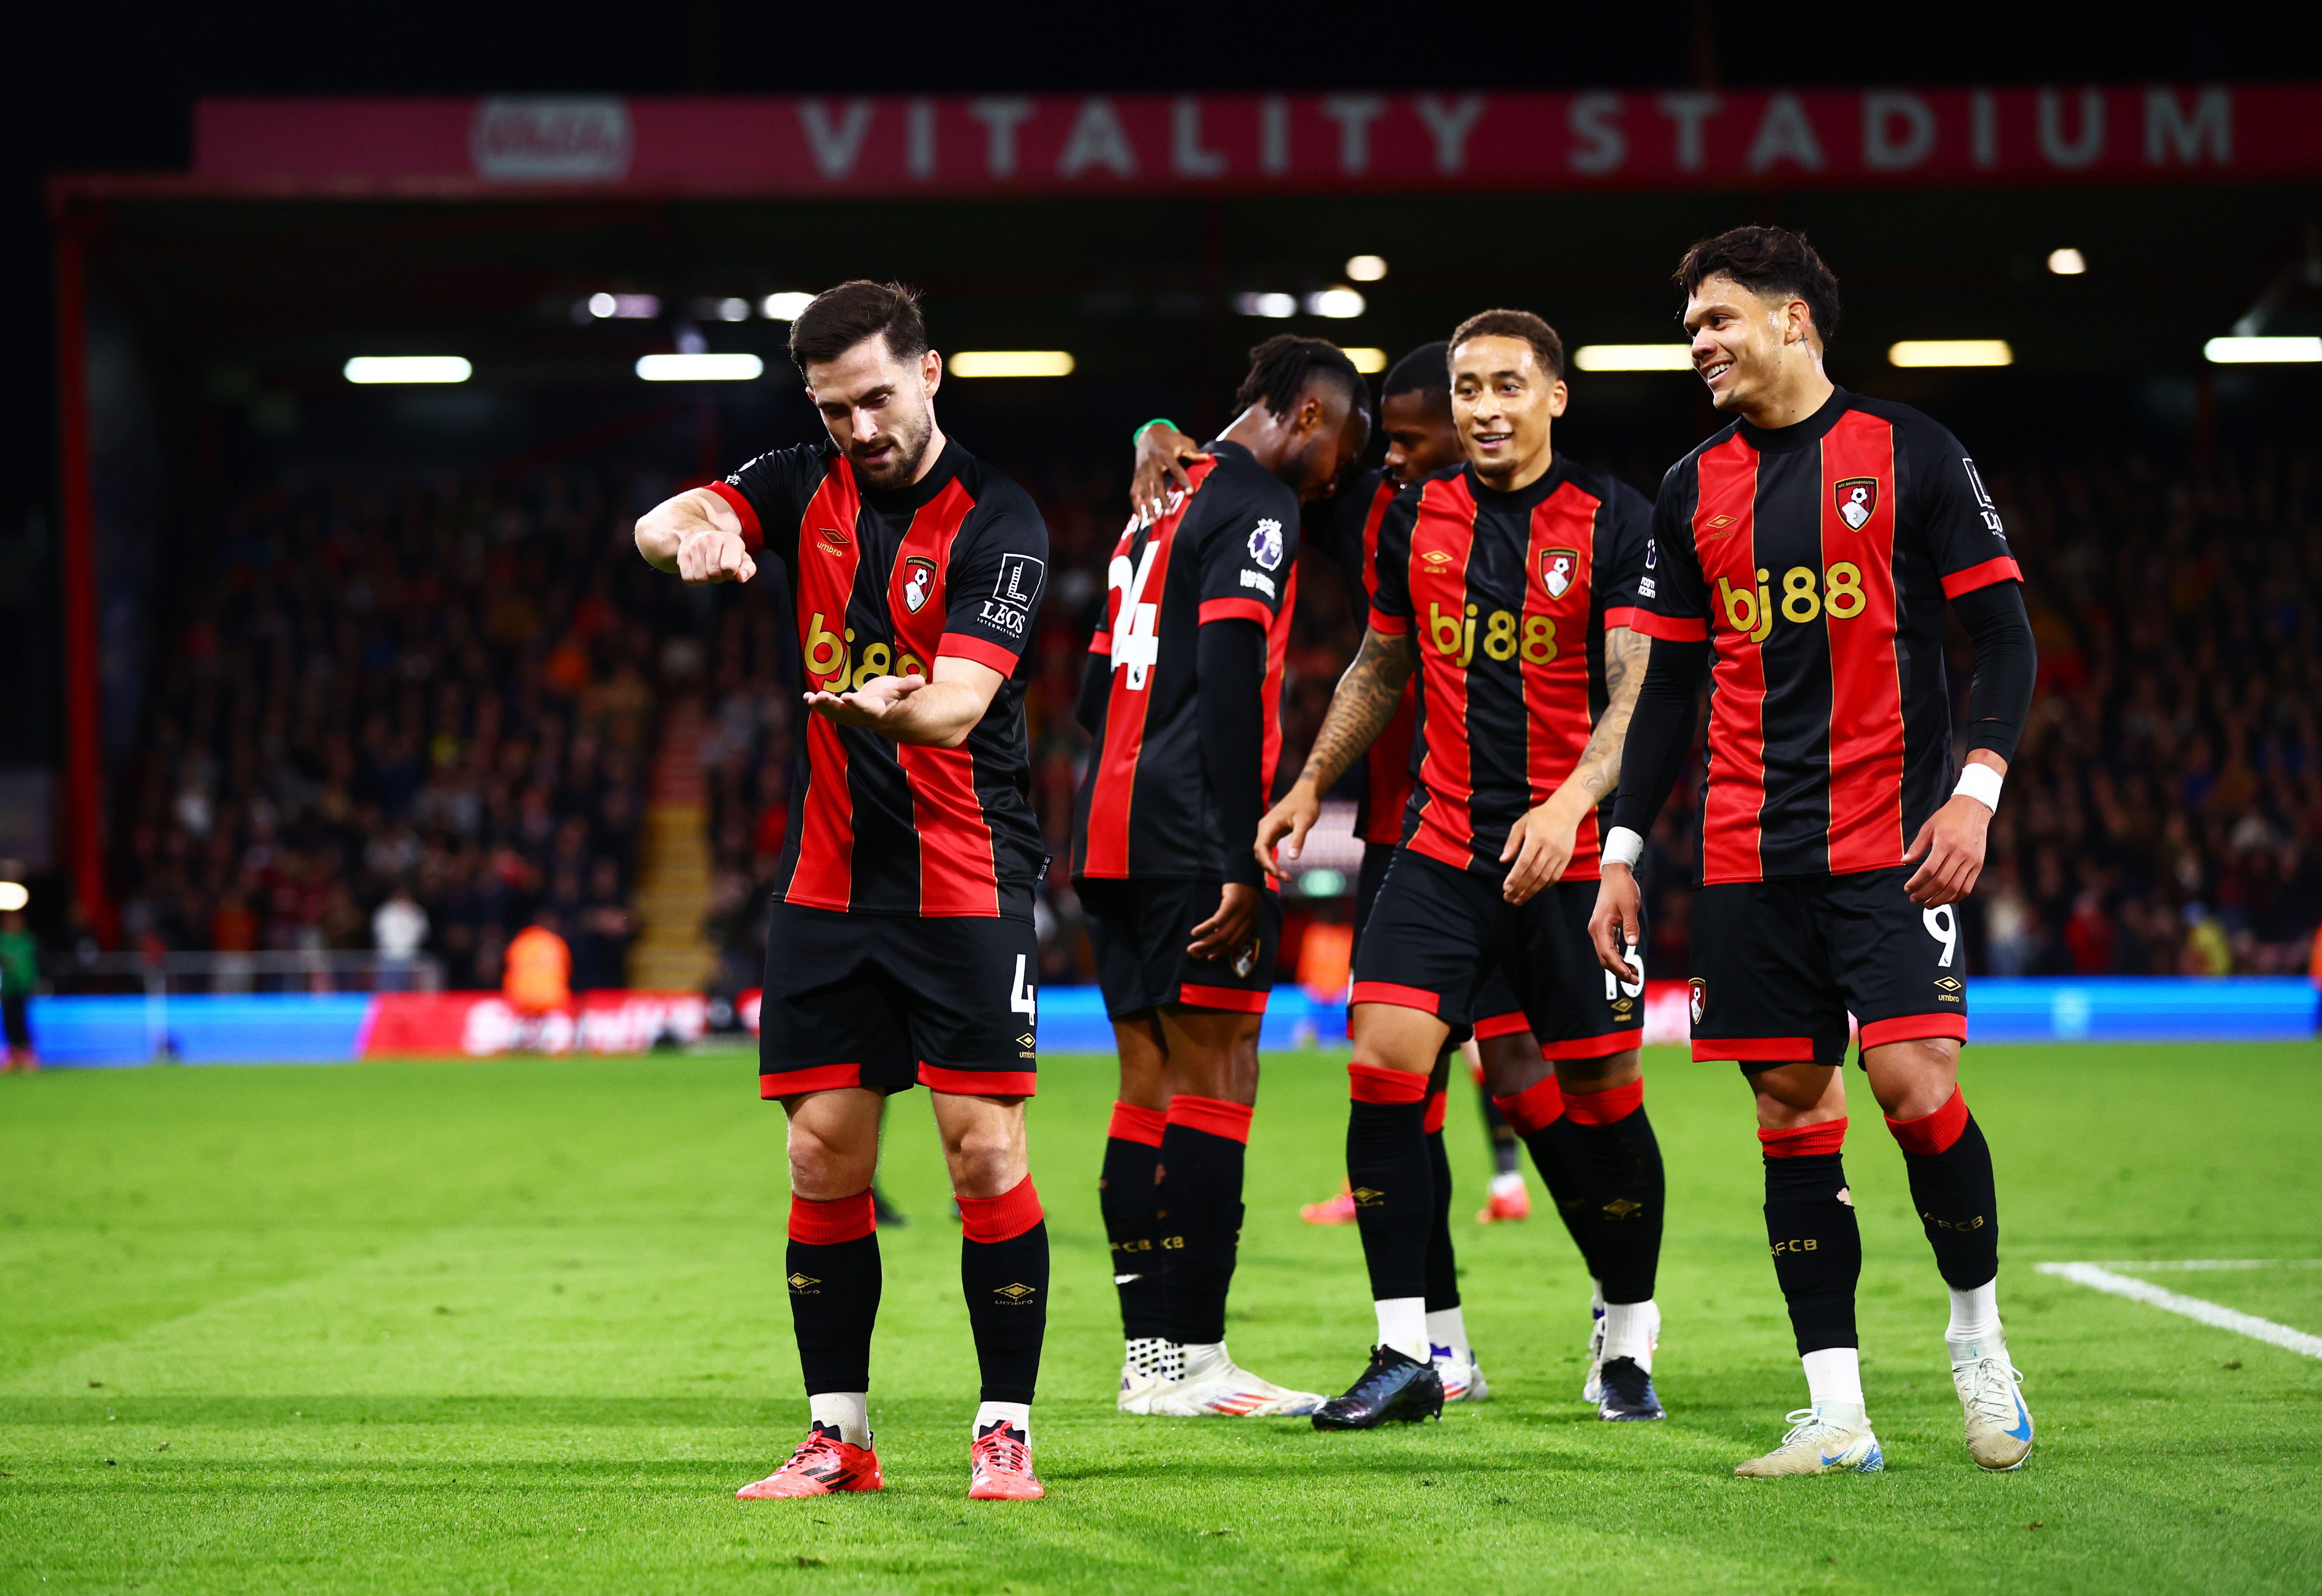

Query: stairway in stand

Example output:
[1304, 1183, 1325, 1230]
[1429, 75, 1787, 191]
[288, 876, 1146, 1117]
[627, 693, 720, 992]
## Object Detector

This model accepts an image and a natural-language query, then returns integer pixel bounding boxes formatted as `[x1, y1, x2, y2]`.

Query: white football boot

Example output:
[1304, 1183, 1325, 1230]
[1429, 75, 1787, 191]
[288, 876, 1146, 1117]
[1432, 1344, 1491, 1402]
[1582, 1292, 1658, 1405]
[1950, 1336, 2034, 1471]
[1117, 1336, 1183, 1414]
[1734, 1406, 1884, 1477]
[1143, 1341, 1325, 1417]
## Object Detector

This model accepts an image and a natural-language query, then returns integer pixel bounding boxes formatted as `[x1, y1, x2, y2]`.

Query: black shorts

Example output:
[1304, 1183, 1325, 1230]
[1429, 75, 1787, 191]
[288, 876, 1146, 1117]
[1689, 865, 1968, 1071]
[1349, 848, 1644, 1056]
[758, 900, 1038, 1099]
[1355, 842, 1527, 1040]
[1078, 877, 1280, 1018]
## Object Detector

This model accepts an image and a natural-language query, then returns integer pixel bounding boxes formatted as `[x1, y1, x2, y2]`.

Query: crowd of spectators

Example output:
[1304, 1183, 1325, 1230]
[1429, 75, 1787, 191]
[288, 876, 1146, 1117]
[101, 437, 2322, 996]
[106, 470, 668, 992]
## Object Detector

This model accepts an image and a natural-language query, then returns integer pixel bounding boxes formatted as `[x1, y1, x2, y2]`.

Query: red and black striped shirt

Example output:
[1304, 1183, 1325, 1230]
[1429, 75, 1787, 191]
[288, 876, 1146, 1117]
[1070, 441, 1298, 883]
[1312, 469, 1419, 846]
[710, 438, 1048, 919]
[1628, 389, 2022, 885]
[1370, 457, 1653, 881]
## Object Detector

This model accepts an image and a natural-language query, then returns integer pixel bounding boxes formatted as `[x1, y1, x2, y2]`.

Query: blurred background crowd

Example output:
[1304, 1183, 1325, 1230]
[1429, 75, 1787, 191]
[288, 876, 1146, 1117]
[81, 434, 2322, 996]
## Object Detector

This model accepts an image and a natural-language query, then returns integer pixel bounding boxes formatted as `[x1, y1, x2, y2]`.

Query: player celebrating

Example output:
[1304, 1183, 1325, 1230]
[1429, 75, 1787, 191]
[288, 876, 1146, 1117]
[635, 281, 1053, 1502]
[1139, 342, 1639, 1406]
[1590, 227, 2037, 1477]
[1075, 336, 1370, 1418]
[1259, 312, 1668, 1429]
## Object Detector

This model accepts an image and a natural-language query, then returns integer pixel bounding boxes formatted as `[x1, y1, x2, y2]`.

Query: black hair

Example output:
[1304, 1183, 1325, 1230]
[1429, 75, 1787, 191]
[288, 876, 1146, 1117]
[1448, 309, 1567, 381]
[1674, 226, 1842, 348]
[1233, 334, 1368, 422]
[1383, 340, 1452, 406]
[789, 280, 931, 368]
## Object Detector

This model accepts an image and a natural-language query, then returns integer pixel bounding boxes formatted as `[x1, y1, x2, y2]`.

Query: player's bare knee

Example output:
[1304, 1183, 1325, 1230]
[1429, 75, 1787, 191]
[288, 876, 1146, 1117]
[1555, 1048, 1642, 1095]
[1477, 1030, 1550, 1098]
[1752, 1063, 1844, 1128]
[786, 1121, 876, 1200]
[1862, 1037, 1960, 1121]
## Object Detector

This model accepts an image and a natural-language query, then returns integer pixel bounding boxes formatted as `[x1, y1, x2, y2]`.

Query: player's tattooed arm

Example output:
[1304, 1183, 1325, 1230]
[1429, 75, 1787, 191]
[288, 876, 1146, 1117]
[1253, 626, 1415, 880]
[1501, 625, 1649, 905]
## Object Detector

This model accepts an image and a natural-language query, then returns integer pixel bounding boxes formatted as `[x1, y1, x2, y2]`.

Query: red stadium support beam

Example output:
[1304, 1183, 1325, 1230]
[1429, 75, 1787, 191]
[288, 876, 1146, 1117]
[53, 202, 113, 947]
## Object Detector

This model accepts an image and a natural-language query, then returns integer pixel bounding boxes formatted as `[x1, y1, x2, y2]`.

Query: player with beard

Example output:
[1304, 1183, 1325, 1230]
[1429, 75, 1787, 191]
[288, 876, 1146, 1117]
[636, 281, 1052, 1502]
[1591, 227, 2037, 1476]
[1074, 336, 1370, 1418]
[1258, 312, 1669, 1429]
[1135, 342, 1639, 1408]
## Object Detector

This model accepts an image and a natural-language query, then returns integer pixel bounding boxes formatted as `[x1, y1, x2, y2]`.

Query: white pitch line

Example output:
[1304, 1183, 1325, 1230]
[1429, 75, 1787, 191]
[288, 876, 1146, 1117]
[2096, 1259, 2322, 1272]
[2035, 1262, 2322, 1358]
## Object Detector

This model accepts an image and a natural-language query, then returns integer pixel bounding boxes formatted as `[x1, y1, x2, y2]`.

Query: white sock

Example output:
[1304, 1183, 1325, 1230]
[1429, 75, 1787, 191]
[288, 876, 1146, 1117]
[973, 1400, 1030, 1442]
[1600, 1299, 1656, 1372]
[1177, 1339, 1227, 1376]
[1488, 1170, 1525, 1198]
[1591, 1278, 1606, 1314]
[1374, 1296, 1428, 1363]
[1424, 1306, 1471, 1365]
[1125, 1335, 1182, 1383]
[1800, 1347, 1867, 1430]
[808, 1391, 870, 1449]
[1946, 1280, 2002, 1346]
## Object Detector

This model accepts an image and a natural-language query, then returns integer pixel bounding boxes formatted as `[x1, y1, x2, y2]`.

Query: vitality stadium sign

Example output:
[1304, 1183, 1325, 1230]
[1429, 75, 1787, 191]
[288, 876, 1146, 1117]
[190, 86, 2321, 195]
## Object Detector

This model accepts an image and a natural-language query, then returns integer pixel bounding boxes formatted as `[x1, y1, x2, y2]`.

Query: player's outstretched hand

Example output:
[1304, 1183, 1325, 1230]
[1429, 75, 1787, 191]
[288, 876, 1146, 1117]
[1130, 424, 1201, 523]
[1903, 792, 1992, 906]
[1499, 800, 1581, 905]
[1254, 780, 1322, 884]
[676, 527, 757, 585]
[803, 673, 927, 730]
[1589, 867, 1643, 979]
[1188, 882, 1262, 965]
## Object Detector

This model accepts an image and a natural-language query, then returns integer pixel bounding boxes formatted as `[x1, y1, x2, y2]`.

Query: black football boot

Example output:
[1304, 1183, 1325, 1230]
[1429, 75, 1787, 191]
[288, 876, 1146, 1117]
[1596, 1355, 1665, 1421]
[1311, 1346, 1446, 1430]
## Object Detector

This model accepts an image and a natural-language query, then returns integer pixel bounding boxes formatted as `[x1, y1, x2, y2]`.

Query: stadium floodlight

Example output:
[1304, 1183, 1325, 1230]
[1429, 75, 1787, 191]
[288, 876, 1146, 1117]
[1344, 254, 1388, 282]
[1888, 340, 2014, 368]
[948, 351, 1076, 378]
[0, 881, 26, 912]
[761, 291, 815, 321]
[343, 356, 472, 384]
[586, 292, 618, 318]
[1306, 287, 1366, 319]
[1345, 348, 1389, 374]
[2204, 336, 2322, 364]
[635, 353, 765, 381]
[1235, 292, 1298, 318]
[2047, 248, 2088, 276]
[715, 297, 751, 322]
[1574, 345, 1694, 372]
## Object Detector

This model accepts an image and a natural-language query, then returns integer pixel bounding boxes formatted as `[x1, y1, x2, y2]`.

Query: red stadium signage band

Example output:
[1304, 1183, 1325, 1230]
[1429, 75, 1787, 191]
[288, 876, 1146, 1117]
[188, 85, 2322, 196]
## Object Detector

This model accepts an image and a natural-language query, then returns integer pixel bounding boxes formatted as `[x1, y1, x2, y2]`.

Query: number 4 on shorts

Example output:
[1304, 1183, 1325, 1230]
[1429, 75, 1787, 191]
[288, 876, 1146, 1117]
[1010, 954, 1038, 1022]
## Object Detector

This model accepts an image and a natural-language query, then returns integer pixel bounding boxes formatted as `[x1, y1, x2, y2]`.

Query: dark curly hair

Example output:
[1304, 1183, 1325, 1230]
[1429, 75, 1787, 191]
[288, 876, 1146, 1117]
[1233, 335, 1367, 421]
[1674, 226, 1842, 348]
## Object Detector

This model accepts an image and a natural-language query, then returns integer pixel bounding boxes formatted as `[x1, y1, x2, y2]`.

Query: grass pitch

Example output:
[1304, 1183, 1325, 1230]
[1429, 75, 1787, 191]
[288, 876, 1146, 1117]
[3, 1041, 2318, 1594]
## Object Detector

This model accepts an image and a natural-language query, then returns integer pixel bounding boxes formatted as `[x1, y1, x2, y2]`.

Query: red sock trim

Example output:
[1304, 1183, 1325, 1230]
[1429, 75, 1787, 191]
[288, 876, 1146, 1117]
[1107, 1100, 1167, 1147]
[788, 1189, 876, 1245]
[1493, 1076, 1566, 1136]
[957, 1173, 1044, 1243]
[1166, 1094, 1254, 1144]
[1423, 1091, 1448, 1135]
[1886, 1087, 1969, 1156]
[1564, 1079, 1644, 1125]
[1758, 1117, 1849, 1158]
[1348, 1060, 1430, 1105]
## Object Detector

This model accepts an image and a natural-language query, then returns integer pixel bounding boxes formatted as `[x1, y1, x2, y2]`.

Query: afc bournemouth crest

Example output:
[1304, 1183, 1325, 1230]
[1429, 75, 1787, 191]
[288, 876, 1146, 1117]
[901, 555, 937, 612]
[1688, 977, 1707, 1027]
[1539, 547, 1581, 600]
[1836, 477, 1879, 530]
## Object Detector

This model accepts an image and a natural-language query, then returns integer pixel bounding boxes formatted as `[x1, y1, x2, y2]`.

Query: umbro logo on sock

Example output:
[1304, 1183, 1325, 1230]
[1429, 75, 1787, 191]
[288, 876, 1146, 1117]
[1351, 1187, 1385, 1207]
[994, 1282, 1039, 1303]
[786, 1272, 822, 1293]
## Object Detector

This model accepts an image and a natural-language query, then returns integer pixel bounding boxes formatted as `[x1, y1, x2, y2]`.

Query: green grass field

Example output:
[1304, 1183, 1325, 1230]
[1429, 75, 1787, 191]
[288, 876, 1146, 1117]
[3, 1042, 2319, 1593]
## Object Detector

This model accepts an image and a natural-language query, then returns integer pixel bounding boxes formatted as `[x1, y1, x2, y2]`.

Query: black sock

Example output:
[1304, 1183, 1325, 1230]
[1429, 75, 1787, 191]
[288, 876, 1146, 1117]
[1154, 1098, 1251, 1346]
[787, 1193, 883, 1396]
[1521, 1116, 1601, 1279]
[1481, 1092, 1523, 1177]
[1423, 1124, 1460, 1313]
[1900, 1114, 2001, 1291]
[1347, 1070, 1434, 1304]
[958, 1178, 1048, 1405]
[1763, 1150, 1862, 1354]
[1099, 1107, 1168, 1339]
[1567, 1090, 1665, 1304]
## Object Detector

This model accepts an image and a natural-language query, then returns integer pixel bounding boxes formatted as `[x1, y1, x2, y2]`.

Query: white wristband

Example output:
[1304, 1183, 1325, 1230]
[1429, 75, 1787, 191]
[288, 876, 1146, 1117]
[1953, 762, 2004, 812]
[1602, 826, 1645, 870]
